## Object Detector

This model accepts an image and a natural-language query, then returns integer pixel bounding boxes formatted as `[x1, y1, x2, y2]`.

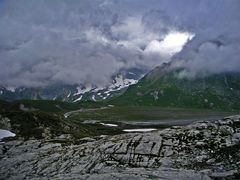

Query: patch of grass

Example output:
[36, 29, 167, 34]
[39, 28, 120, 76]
[68, 106, 235, 121]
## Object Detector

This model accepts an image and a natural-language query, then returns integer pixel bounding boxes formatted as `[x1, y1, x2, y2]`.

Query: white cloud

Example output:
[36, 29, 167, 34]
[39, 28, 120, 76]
[0, 0, 239, 87]
[145, 31, 194, 57]
[174, 40, 240, 78]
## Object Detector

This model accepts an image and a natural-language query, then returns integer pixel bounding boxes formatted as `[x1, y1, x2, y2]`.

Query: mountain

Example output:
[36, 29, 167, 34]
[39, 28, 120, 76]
[113, 63, 240, 111]
[0, 68, 143, 102]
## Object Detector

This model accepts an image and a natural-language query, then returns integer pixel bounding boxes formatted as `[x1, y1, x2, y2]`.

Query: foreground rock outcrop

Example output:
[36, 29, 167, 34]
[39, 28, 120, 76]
[1, 115, 240, 179]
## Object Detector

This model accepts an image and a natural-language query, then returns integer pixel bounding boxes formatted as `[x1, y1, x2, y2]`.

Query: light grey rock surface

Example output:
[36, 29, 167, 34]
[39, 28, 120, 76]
[1, 115, 240, 179]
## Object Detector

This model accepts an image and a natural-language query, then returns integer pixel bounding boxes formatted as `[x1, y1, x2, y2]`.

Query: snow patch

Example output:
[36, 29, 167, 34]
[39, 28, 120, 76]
[108, 75, 138, 92]
[92, 95, 96, 101]
[5, 86, 16, 92]
[100, 123, 118, 127]
[123, 128, 157, 132]
[74, 85, 92, 96]
[92, 87, 104, 92]
[74, 95, 82, 102]
[0, 129, 16, 140]
[67, 93, 71, 98]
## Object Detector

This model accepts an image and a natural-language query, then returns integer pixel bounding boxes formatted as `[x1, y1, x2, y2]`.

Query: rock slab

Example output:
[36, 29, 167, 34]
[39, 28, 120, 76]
[1, 115, 240, 179]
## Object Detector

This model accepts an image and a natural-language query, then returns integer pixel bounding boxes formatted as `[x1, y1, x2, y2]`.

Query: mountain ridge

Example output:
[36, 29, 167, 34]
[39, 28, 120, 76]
[112, 63, 240, 111]
[0, 72, 141, 102]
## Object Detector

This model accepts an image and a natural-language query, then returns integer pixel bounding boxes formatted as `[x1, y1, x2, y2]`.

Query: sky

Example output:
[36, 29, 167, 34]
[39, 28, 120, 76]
[0, 0, 239, 87]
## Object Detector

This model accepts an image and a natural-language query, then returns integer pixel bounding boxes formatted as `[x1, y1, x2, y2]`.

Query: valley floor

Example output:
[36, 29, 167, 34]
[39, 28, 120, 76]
[67, 106, 235, 121]
[66, 106, 235, 136]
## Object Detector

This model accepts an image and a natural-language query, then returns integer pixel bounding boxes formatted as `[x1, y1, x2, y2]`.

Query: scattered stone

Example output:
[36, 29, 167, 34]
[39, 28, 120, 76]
[0, 115, 240, 179]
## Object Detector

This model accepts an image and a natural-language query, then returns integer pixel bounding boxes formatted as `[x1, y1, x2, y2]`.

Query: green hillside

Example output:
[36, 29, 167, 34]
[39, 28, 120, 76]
[112, 63, 240, 111]
[0, 100, 120, 140]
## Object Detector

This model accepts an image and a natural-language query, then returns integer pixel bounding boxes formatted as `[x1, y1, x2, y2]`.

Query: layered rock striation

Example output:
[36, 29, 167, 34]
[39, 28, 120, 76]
[1, 115, 240, 179]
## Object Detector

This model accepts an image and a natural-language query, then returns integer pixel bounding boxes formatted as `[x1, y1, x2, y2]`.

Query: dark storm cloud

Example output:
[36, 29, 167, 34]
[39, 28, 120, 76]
[0, 0, 239, 87]
[170, 0, 240, 77]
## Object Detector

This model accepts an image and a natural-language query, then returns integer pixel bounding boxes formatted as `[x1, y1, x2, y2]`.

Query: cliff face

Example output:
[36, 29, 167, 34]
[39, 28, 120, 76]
[1, 115, 240, 179]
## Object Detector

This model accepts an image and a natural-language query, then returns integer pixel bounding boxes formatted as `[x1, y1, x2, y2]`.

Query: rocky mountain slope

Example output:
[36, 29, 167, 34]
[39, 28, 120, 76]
[113, 63, 240, 111]
[0, 69, 143, 102]
[1, 115, 240, 179]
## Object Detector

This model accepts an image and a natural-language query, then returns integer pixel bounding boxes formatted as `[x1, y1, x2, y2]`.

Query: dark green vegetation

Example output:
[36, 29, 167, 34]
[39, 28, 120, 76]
[0, 99, 105, 113]
[0, 100, 121, 140]
[112, 63, 240, 111]
[1, 110, 69, 139]
[1, 99, 234, 141]
[68, 106, 233, 121]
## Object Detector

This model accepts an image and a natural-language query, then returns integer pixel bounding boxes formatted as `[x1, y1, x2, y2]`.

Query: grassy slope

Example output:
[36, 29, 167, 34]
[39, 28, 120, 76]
[111, 68, 240, 111]
[0, 100, 121, 140]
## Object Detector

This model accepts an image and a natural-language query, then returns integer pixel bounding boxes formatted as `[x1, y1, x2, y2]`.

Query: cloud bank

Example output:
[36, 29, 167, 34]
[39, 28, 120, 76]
[0, 0, 239, 87]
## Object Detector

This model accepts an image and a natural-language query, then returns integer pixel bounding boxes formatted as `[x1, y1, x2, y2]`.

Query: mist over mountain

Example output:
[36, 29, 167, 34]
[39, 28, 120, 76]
[113, 62, 240, 111]
[0, 0, 239, 89]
